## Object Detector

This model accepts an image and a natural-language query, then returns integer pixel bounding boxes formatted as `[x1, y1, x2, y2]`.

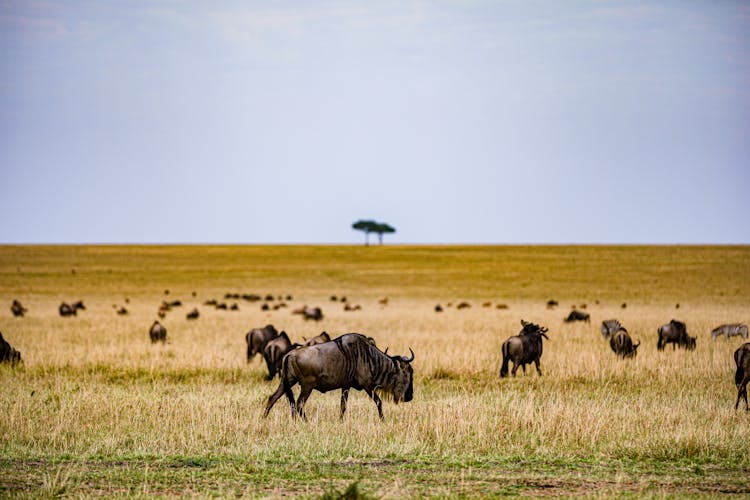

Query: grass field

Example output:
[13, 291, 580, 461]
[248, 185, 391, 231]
[1, 245, 749, 497]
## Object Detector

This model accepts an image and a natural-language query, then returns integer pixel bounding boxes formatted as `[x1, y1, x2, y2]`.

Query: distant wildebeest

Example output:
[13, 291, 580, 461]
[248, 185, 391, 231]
[245, 324, 279, 363]
[343, 303, 361, 311]
[59, 301, 85, 317]
[149, 320, 167, 343]
[263, 331, 301, 380]
[712, 324, 748, 341]
[186, 308, 200, 320]
[500, 320, 550, 377]
[434, 304, 443, 313]
[303, 331, 331, 346]
[610, 328, 640, 359]
[0, 331, 22, 365]
[230, 303, 239, 311]
[546, 299, 558, 309]
[456, 302, 471, 309]
[657, 319, 696, 351]
[621, 302, 627, 309]
[734, 343, 750, 411]
[263, 333, 414, 420]
[564, 310, 590, 323]
[167, 300, 182, 307]
[116, 306, 128, 315]
[601, 319, 624, 340]
[496, 303, 509, 310]
[302, 307, 323, 321]
[11, 300, 27, 317]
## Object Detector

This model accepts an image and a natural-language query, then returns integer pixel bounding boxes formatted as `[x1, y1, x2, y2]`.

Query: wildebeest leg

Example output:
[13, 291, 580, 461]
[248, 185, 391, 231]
[263, 381, 287, 418]
[340, 389, 350, 420]
[738, 378, 749, 411]
[366, 390, 384, 420]
[534, 359, 542, 376]
[295, 386, 314, 421]
[511, 362, 519, 377]
[521, 364, 527, 375]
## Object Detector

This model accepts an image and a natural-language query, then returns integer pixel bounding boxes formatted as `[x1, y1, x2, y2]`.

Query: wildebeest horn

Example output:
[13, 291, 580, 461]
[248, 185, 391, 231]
[539, 327, 549, 333]
[384, 347, 389, 355]
[401, 348, 415, 363]
[521, 319, 529, 326]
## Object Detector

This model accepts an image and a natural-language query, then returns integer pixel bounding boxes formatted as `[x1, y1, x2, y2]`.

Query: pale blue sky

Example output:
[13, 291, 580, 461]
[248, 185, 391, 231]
[1, 1, 748, 244]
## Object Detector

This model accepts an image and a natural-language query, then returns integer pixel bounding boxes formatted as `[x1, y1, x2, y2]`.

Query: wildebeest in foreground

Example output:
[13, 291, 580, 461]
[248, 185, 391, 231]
[303, 331, 331, 346]
[59, 301, 85, 317]
[263, 333, 414, 420]
[149, 321, 167, 344]
[500, 320, 549, 377]
[0, 331, 22, 365]
[712, 324, 749, 341]
[263, 331, 301, 380]
[564, 310, 590, 323]
[11, 300, 27, 317]
[734, 343, 750, 411]
[601, 319, 624, 340]
[609, 328, 640, 358]
[245, 324, 279, 363]
[657, 319, 696, 351]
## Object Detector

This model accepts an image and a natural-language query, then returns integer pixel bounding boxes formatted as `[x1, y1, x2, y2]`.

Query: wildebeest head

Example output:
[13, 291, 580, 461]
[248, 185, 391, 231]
[383, 349, 415, 404]
[520, 319, 549, 339]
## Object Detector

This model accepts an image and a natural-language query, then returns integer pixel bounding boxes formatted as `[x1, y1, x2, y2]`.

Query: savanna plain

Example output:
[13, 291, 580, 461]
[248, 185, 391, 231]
[1, 245, 749, 497]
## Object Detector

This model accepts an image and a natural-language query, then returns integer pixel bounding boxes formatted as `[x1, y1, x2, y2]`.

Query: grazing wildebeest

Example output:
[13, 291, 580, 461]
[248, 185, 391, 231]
[149, 320, 167, 343]
[186, 308, 199, 320]
[456, 302, 471, 309]
[263, 331, 301, 380]
[303, 331, 331, 346]
[546, 299, 558, 309]
[734, 343, 750, 411]
[601, 319, 624, 340]
[712, 324, 749, 341]
[116, 306, 128, 315]
[564, 310, 590, 323]
[434, 304, 443, 313]
[302, 307, 323, 321]
[263, 333, 414, 421]
[59, 301, 85, 317]
[245, 324, 279, 363]
[0, 331, 22, 365]
[657, 319, 696, 351]
[500, 320, 549, 377]
[343, 303, 361, 311]
[11, 300, 27, 317]
[610, 329, 640, 358]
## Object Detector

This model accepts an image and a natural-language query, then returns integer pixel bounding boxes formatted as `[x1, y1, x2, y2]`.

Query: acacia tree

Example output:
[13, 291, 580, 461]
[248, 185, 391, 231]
[352, 220, 377, 246]
[352, 220, 396, 246]
[373, 223, 396, 245]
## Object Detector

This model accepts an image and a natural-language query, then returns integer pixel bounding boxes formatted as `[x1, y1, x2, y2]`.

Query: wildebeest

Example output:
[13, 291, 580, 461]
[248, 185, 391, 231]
[657, 319, 696, 351]
[434, 304, 443, 313]
[500, 320, 549, 377]
[245, 324, 279, 363]
[734, 343, 750, 411]
[149, 320, 167, 343]
[263, 333, 414, 420]
[11, 300, 27, 317]
[456, 302, 471, 310]
[302, 307, 323, 321]
[186, 308, 200, 320]
[263, 331, 301, 380]
[610, 328, 640, 358]
[564, 310, 590, 323]
[59, 301, 85, 317]
[601, 319, 624, 340]
[116, 306, 128, 316]
[303, 331, 331, 346]
[0, 331, 22, 365]
[712, 324, 749, 341]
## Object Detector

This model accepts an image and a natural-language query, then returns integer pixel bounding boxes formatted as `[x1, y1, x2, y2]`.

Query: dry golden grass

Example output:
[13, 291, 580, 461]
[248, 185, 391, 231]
[0, 245, 749, 496]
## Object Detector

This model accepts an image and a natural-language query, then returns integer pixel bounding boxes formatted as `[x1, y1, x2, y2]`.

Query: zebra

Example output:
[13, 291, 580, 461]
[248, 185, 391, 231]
[601, 319, 624, 340]
[711, 324, 748, 341]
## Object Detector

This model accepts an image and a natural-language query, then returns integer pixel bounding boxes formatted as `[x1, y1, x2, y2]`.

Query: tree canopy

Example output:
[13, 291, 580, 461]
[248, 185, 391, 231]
[352, 220, 396, 245]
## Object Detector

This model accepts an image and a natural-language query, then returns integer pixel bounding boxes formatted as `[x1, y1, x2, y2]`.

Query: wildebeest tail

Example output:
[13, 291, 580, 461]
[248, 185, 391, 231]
[736, 349, 747, 386]
[500, 341, 510, 378]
